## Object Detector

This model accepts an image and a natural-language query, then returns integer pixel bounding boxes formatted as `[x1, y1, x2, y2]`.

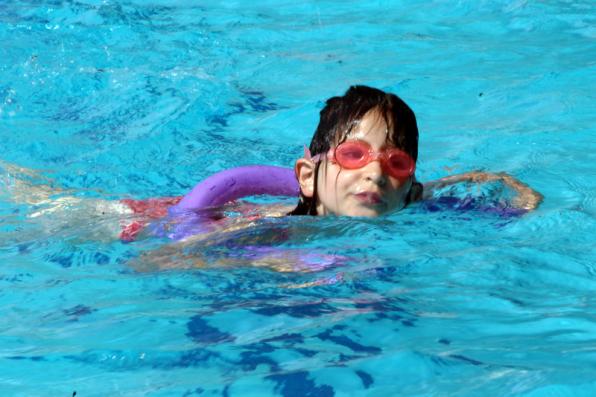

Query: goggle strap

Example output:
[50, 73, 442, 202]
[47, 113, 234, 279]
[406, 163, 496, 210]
[303, 145, 322, 163]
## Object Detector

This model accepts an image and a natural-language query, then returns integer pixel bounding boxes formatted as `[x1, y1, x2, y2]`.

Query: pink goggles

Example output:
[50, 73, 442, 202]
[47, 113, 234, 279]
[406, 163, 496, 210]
[305, 140, 415, 180]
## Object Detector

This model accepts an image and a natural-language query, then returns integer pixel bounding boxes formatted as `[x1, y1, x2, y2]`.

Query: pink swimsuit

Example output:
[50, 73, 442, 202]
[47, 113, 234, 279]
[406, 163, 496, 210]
[119, 197, 182, 241]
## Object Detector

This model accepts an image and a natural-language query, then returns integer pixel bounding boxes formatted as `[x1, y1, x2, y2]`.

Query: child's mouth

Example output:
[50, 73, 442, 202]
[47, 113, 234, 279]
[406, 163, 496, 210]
[354, 192, 384, 205]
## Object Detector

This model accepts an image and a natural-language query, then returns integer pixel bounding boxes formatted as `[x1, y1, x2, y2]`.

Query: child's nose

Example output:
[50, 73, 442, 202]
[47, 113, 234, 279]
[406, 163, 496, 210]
[363, 159, 387, 185]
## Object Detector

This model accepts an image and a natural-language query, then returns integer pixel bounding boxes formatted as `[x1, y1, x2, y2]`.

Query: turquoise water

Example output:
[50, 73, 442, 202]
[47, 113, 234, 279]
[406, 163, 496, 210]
[1, 1, 595, 395]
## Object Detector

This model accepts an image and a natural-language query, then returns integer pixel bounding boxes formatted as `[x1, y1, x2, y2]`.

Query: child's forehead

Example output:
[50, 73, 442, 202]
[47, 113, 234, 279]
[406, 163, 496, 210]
[339, 109, 393, 143]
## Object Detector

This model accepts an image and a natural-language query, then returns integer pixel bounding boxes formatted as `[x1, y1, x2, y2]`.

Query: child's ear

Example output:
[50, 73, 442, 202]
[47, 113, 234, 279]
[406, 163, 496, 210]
[294, 158, 315, 198]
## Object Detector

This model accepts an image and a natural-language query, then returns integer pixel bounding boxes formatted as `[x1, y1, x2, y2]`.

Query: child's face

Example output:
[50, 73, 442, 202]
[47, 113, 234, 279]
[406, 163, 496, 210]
[316, 109, 413, 217]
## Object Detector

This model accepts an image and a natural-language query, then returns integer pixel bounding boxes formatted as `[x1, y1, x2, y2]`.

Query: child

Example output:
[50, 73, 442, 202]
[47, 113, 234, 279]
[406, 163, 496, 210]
[1, 85, 542, 246]
[289, 85, 541, 217]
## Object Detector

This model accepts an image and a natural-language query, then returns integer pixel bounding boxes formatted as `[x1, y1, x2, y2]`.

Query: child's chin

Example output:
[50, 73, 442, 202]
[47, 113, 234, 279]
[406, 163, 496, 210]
[346, 206, 385, 218]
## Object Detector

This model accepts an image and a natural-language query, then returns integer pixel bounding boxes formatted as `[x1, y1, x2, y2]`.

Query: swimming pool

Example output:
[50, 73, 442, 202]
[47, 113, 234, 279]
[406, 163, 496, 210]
[1, 0, 595, 395]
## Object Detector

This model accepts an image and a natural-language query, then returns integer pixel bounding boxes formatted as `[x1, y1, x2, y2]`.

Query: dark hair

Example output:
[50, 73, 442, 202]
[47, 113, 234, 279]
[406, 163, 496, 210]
[289, 85, 421, 215]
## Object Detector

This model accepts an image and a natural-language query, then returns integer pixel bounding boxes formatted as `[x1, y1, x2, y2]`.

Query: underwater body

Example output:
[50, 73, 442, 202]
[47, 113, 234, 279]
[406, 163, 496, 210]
[1, 1, 596, 396]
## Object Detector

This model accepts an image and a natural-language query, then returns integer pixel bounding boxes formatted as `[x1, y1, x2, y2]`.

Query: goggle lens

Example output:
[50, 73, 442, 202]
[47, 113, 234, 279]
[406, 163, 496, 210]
[385, 151, 415, 178]
[335, 143, 368, 167]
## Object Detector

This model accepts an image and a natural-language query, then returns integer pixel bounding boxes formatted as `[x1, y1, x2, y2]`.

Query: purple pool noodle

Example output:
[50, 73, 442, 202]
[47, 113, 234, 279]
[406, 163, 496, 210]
[175, 165, 299, 211]
[165, 165, 299, 240]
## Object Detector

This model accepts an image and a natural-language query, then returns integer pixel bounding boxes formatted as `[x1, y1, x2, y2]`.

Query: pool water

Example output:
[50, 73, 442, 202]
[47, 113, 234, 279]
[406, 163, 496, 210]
[1, 1, 595, 395]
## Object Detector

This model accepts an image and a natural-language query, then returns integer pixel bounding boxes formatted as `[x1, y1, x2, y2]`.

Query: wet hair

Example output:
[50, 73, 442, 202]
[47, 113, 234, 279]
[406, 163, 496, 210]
[290, 85, 421, 216]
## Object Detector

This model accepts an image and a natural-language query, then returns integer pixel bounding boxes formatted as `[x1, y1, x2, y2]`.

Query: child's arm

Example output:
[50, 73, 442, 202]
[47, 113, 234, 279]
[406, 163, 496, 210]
[131, 240, 334, 273]
[422, 171, 543, 211]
